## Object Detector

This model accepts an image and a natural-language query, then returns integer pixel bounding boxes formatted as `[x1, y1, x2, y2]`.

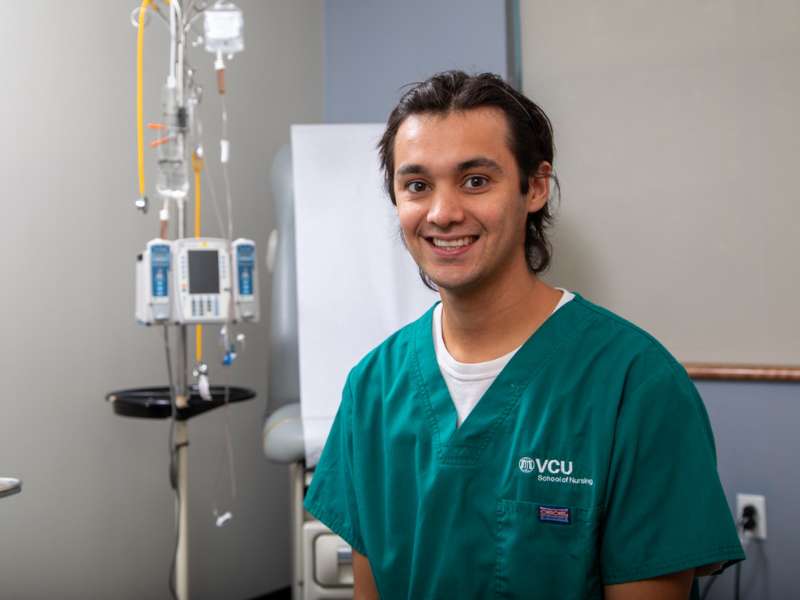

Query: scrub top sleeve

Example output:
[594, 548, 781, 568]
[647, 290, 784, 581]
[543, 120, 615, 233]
[303, 377, 367, 555]
[600, 358, 744, 584]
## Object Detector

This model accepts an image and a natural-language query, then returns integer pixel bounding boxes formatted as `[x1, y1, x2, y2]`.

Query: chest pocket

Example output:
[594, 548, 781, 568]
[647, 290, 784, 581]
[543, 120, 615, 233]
[494, 498, 601, 600]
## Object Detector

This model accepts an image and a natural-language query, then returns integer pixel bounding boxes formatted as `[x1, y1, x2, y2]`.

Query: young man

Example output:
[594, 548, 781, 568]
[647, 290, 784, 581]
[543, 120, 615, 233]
[304, 71, 744, 599]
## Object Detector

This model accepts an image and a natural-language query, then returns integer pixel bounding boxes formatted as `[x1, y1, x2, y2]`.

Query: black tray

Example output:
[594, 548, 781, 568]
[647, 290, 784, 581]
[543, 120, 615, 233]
[106, 385, 255, 420]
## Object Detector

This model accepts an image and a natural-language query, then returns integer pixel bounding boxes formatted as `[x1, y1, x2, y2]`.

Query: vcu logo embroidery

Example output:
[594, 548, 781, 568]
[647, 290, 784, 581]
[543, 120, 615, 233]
[518, 456, 573, 475]
[518, 455, 594, 486]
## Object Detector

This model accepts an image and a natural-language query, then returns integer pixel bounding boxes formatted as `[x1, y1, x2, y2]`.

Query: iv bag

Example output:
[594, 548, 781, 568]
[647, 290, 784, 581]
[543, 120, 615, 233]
[204, 2, 244, 55]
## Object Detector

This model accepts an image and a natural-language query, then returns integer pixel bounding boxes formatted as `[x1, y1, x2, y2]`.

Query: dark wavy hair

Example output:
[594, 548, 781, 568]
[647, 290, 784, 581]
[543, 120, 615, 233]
[377, 71, 559, 289]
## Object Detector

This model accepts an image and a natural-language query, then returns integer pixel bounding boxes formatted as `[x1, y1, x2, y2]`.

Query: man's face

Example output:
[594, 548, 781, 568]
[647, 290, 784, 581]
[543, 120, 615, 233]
[393, 107, 547, 294]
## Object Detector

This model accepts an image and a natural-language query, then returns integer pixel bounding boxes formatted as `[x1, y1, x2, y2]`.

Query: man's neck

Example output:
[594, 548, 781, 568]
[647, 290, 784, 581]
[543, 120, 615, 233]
[439, 267, 562, 363]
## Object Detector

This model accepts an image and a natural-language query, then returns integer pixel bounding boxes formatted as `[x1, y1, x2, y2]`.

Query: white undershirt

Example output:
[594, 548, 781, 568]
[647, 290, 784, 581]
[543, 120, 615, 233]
[433, 288, 575, 427]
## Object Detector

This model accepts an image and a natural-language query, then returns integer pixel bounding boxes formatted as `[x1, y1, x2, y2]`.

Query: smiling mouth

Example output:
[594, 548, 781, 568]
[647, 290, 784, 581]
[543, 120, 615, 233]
[425, 235, 479, 252]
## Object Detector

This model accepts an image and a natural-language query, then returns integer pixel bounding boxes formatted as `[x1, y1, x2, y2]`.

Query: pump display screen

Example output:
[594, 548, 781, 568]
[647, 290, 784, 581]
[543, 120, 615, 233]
[188, 250, 220, 293]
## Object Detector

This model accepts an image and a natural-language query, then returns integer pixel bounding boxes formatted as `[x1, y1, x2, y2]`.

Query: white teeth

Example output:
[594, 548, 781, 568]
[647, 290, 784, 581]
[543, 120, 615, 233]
[432, 237, 475, 248]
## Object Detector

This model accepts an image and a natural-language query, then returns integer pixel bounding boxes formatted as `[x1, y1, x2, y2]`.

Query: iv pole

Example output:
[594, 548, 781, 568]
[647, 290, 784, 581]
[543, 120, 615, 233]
[126, 3, 250, 598]
[173, 2, 189, 597]
[160, 2, 188, 598]
[174, 201, 190, 600]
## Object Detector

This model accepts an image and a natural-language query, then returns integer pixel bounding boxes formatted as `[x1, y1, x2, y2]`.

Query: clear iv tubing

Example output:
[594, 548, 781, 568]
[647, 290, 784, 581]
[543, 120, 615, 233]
[214, 287, 239, 525]
[220, 94, 229, 145]
[194, 110, 226, 236]
[168, 0, 176, 83]
[212, 381, 238, 526]
[221, 95, 234, 241]
[214, 90, 238, 522]
[191, 99, 237, 522]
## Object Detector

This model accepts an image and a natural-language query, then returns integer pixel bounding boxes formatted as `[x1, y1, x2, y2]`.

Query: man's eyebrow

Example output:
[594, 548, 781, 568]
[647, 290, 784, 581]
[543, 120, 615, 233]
[396, 158, 503, 177]
[395, 163, 430, 177]
[457, 157, 504, 174]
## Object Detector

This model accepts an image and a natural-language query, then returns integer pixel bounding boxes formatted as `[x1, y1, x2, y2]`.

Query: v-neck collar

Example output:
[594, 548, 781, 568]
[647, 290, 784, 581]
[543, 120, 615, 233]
[411, 293, 594, 466]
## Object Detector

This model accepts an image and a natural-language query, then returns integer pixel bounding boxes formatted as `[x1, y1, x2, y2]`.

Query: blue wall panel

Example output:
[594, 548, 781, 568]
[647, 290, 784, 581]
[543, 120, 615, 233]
[700, 380, 799, 600]
[324, 0, 508, 122]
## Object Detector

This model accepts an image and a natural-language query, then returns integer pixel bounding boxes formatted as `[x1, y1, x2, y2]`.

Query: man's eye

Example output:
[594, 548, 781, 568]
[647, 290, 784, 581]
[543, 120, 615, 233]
[406, 181, 428, 193]
[464, 175, 489, 189]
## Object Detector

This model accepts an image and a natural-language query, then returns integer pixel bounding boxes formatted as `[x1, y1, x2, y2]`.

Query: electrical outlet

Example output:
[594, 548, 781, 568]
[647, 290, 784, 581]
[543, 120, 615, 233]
[736, 493, 767, 540]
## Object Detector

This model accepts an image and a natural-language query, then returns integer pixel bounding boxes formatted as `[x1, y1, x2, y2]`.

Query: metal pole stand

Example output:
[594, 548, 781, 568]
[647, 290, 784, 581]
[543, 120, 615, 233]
[106, 386, 255, 600]
[175, 421, 189, 600]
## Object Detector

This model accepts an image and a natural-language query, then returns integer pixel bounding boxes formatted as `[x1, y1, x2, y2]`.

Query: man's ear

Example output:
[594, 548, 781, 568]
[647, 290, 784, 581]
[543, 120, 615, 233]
[526, 161, 552, 213]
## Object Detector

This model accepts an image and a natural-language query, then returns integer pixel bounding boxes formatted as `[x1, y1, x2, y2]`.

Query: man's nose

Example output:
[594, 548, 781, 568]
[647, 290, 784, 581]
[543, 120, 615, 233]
[426, 187, 464, 228]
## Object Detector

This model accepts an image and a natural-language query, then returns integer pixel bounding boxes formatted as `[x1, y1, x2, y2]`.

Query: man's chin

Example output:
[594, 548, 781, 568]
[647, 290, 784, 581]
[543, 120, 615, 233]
[425, 270, 483, 295]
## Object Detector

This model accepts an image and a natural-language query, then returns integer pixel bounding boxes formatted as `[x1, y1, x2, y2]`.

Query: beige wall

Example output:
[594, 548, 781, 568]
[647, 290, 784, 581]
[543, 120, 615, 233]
[0, 1, 322, 598]
[521, 0, 800, 364]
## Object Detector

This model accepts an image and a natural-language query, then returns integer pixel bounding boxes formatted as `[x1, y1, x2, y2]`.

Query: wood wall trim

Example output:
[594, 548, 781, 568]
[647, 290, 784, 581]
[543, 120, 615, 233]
[684, 363, 800, 382]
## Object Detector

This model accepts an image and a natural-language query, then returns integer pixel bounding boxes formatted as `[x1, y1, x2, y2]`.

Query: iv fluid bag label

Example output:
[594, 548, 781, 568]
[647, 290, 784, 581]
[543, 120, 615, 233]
[151, 245, 171, 298]
[237, 245, 255, 296]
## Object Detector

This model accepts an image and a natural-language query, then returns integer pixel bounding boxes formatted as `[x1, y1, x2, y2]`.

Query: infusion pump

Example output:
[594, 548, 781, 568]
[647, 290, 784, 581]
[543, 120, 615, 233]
[136, 237, 258, 325]
[174, 238, 231, 323]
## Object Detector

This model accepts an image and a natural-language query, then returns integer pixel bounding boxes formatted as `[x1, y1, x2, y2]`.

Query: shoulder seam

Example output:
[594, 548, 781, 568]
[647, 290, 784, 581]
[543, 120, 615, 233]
[574, 295, 682, 372]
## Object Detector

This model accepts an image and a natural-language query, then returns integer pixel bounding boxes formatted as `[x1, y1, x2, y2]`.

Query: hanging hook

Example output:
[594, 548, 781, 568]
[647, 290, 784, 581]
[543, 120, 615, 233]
[130, 7, 150, 28]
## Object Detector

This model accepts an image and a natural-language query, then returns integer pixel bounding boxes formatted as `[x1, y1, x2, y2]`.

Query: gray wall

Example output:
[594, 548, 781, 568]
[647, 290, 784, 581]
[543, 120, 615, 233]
[322, 2, 800, 599]
[0, 1, 322, 598]
[519, 0, 800, 366]
[700, 381, 799, 600]
[323, 0, 509, 122]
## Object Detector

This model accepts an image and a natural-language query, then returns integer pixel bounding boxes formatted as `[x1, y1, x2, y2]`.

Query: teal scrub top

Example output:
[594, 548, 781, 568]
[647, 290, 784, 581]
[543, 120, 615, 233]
[304, 293, 744, 599]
